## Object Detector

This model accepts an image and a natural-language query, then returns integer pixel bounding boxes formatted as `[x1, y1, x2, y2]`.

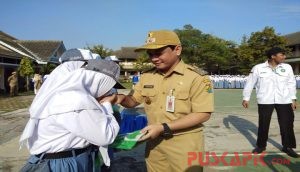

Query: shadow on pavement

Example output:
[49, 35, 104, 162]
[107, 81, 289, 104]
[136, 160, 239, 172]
[223, 115, 282, 150]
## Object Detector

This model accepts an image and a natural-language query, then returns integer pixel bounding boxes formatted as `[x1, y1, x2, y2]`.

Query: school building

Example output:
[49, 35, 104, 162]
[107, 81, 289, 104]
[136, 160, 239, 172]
[285, 31, 300, 74]
[0, 31, 66, 93]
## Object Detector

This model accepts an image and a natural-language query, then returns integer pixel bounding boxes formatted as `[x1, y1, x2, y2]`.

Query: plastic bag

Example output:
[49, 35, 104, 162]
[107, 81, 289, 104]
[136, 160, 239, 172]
[110, 130, 145, 150]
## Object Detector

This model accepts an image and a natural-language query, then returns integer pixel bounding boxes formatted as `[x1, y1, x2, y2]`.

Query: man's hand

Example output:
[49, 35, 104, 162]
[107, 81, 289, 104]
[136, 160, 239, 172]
[116, 94, 140, 108]
[292, 100, 297, 111]
[242, 100, 249, 108]
[138, 124, 164, 141]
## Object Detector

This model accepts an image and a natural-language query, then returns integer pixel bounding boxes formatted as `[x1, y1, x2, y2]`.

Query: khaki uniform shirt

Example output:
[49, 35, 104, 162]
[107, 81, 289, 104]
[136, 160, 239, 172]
[133, 60, 214, 135]
[8, 74, 18, 87]
[33, 74, 43, 89]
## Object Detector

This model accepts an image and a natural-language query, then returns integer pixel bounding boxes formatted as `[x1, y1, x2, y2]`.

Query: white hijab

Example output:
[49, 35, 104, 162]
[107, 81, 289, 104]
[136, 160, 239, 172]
[20, 63, 116, 146]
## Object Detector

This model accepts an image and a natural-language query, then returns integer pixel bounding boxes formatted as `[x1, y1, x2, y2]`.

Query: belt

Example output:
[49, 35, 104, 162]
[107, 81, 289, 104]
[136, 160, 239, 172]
[36, 145, 98, 159]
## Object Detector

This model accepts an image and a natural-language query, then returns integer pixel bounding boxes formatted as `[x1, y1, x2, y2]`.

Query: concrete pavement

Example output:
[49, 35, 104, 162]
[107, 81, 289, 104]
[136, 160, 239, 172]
[1, 90, 300, 171]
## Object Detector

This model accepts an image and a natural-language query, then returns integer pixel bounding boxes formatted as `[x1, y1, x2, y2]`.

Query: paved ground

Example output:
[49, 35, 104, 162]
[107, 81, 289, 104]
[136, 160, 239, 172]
[0, 90, 300, 172]
[0, 91, 34, 113]
[0, 109, 31, 172]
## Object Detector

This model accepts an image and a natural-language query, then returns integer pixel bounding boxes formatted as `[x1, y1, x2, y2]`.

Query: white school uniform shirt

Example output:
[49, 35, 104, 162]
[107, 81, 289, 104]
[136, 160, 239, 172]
[243, 61, 296, 104]
[20, 67, 119, 166]
[28, 102, 118, 154]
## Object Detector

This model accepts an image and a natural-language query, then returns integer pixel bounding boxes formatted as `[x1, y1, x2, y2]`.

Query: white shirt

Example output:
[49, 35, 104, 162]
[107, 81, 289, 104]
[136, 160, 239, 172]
[243, 61, 296, 104]
[28, 102, 119, 154]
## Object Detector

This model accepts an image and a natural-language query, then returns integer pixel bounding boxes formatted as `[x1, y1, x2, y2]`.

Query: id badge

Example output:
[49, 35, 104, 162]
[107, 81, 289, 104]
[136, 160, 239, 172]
[166, 95, 175, 112]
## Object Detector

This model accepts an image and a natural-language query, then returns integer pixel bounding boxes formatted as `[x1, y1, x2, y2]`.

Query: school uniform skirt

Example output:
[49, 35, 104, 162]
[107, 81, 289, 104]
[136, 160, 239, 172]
[20, 145, 100, 172]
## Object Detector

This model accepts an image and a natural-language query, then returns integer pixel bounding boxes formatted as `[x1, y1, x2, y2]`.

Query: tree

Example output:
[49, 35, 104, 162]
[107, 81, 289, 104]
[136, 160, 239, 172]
[18, 57, 34, 91]
[236, 43, 254, 74]
[200, 37, 236, 74]
[175, 24, 205, 65]
[86, 44, 113, 58]
[134, 52, 153, 71]
[236, 26, 288, 73]
[41, 63, 58, 75]
[175, 25, 236, 74]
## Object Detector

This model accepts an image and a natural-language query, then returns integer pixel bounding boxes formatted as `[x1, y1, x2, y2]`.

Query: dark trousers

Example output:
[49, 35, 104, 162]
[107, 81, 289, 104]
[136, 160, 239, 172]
[257, 104, 296, 148]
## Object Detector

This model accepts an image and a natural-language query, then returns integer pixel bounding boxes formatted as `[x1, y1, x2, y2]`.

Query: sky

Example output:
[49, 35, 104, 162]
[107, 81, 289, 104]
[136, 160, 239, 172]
[1, 0, 300, 51]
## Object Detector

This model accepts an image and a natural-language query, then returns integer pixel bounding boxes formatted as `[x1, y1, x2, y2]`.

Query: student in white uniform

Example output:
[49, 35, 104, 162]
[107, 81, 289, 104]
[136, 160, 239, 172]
[20, 58, 122, 171]
[242, 47, 298, 158]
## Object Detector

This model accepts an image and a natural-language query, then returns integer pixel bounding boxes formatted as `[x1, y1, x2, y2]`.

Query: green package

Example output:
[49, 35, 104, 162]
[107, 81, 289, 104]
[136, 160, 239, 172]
[110, 130, 145, 150]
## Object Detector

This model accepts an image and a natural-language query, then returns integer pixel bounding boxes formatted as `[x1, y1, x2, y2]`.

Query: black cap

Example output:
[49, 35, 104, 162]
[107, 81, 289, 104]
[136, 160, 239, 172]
[266, 47, 285, 59]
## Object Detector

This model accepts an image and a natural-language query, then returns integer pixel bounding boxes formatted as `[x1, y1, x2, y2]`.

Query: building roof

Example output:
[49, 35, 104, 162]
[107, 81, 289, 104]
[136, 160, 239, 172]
[0, 44, 22, 57]
[0, 31, 17, 41]
[0, 37, 38, 60]
[0, 30, 65, 64]
[114, 47, 139, 59]
[0, 31, 42, 60]
[284, 31, 300, 46]
[17, 40, 63, 61]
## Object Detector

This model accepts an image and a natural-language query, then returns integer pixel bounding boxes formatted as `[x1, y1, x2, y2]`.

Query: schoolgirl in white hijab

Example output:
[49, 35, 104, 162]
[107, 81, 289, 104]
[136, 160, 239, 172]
[20, 57, 120, 171]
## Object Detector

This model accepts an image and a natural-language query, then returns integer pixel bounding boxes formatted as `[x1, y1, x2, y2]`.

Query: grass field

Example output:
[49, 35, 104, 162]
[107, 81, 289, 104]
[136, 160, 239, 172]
[214, 89, 300, 104]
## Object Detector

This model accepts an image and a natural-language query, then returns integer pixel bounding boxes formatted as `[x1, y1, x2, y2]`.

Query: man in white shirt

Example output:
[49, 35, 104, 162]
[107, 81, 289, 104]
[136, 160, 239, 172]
[242, 47, 298, 158]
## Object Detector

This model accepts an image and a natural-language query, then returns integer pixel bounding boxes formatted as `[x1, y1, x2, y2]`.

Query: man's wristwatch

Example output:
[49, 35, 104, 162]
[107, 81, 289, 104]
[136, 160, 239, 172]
[162, 123, 173, 138]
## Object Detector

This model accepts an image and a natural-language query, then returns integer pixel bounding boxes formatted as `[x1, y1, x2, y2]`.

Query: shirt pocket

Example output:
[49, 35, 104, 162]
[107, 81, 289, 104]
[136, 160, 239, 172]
[174, 91, 191, 114]
[258, 72, 272, 85]
[277, 75, 289, 83]
[277, 70, 289, 82]
[175, 91, 189, 100]
[141, 89, 158, 104]
[258, 72, 271, 78]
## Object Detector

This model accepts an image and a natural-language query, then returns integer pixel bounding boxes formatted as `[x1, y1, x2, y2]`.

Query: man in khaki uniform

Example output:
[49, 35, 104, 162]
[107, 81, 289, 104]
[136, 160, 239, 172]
[7, 71, 18, 96]
[115, 30, 214, 172]
[33, 73, 43, 94]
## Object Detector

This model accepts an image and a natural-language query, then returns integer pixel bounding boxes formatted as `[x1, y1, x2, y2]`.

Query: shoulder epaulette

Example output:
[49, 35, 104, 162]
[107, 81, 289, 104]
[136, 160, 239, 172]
[186, 64, 207, 76]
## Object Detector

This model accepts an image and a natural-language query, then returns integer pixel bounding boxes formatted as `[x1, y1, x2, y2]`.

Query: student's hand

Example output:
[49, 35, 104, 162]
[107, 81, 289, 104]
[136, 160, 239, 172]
[115, 94, 126, 104]
[242, 100, 249, 108]
[139, 124, 164, 141]
[98, 94, 117, 104]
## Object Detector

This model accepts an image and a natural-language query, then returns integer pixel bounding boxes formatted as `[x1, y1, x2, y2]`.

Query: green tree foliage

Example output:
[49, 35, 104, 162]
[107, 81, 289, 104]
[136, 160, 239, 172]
[174, 24, 205, 65]
[41, 63, 58, 75]
[134, 52, 153, 71]
[236, 26, 288, 74]
[86, 44, 113, 58]
[175, 25, 236, 74]
[18, 57, 34, 91]
[174, 25, 288, 74]
[87, 25, 289, 75]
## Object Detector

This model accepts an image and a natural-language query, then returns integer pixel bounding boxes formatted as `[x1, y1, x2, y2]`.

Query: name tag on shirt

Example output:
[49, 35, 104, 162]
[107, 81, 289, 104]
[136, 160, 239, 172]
[166, 95, 175, 112]
[144, 85, 154, 88]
